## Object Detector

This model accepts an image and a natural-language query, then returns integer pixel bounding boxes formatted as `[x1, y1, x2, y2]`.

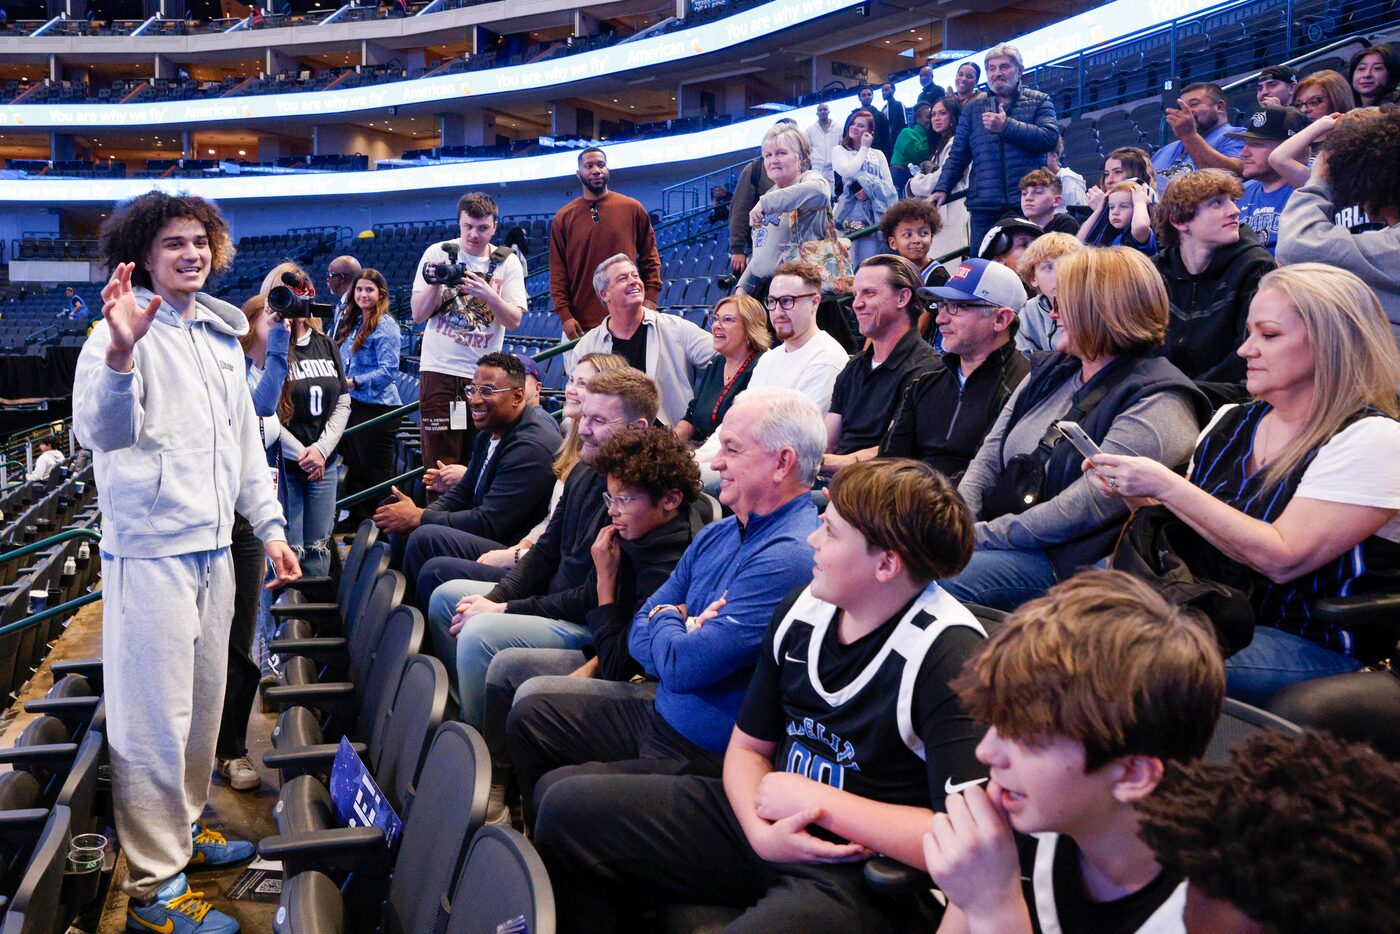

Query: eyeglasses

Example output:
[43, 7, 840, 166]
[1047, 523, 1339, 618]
[1296, 95, 1328, 109]
[711, 313, 742, 328]
[602, 491, 642, 510]
[464, 384, 515, 399]
[765, 293, 819, 311]
[589, 203, 601, 224]
[327, 271, 351, 281]
[937, 300, 997, 317]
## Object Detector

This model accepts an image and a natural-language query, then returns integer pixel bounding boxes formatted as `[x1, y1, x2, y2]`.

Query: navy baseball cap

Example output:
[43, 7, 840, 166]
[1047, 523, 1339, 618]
[919, 258, 1028, 309]
[511, 352, 543, 382]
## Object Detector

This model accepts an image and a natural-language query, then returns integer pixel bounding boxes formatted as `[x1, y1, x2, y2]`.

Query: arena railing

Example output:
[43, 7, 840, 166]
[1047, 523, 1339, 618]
[0, 527, 104, 641]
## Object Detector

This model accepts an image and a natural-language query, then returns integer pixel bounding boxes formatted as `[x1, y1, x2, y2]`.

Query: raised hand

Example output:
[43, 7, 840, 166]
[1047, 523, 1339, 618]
[102, 262, 160, 372]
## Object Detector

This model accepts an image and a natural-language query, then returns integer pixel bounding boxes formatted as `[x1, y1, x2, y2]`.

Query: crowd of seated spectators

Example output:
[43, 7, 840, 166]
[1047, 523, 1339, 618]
[64, 32, 1400, 934]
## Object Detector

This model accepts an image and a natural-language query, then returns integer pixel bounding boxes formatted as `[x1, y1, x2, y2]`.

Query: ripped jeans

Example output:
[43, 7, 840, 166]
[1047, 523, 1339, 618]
[282, 463, 338, 578]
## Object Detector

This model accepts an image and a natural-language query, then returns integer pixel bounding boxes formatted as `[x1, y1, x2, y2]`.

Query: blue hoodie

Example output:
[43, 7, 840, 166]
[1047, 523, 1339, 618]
[629, 494, 819, 753]
[73, 287, 287, 558]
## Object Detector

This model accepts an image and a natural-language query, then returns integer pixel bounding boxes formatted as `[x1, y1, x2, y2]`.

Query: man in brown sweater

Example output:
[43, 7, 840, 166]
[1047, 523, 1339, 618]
[549, 147, 664, 337]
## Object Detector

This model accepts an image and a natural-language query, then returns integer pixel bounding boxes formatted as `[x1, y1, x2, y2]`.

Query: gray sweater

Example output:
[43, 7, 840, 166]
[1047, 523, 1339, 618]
[1277, 176, 1400, 341]
[958, 372, 1199, 554]
[736, 170, 833, 293]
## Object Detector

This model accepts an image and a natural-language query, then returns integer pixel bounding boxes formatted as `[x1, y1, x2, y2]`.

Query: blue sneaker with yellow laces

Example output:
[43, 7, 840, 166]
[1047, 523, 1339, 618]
[187, 820, 255, 870]
[126, 873, 240, 933]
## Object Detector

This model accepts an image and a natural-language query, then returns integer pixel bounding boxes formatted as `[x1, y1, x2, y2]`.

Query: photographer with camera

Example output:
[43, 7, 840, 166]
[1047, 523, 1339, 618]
[412, 192, 526, 470]
[264, 262, 350, 578]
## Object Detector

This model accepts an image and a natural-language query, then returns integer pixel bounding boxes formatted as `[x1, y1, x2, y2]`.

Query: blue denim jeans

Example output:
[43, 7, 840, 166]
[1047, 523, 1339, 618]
[1224, 625, 1364, 707]
[941, 547, 1057, 611]
[282, 465, 339, 578]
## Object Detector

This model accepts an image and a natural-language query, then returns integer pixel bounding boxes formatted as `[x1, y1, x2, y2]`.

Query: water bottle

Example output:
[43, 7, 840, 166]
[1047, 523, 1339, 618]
[63, 556, 77, 579]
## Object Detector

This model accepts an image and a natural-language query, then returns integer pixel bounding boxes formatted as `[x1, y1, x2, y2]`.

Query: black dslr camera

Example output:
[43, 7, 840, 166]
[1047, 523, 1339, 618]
[422, 241, 470, 287]
[267, 271, 333, 319]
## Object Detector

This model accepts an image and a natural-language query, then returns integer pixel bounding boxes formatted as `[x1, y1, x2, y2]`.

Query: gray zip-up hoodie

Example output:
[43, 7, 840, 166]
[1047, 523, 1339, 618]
[73, 287, 287, 559]
[1277, 176, 1400, 341]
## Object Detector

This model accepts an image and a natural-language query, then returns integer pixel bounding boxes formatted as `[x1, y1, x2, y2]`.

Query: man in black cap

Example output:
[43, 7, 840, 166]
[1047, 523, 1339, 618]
[1256, 64, 1298, 108]
[1230, 106, 1308, 253]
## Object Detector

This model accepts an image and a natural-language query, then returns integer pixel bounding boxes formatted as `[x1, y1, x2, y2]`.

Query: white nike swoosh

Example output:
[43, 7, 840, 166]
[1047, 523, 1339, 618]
[945, 777, 989, 795]
[783, 653, 806, 663]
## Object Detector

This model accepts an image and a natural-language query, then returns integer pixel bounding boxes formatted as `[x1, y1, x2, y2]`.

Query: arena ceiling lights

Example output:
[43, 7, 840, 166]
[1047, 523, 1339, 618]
[0, 0, 867, 132]
[2, 0, 1228, 203]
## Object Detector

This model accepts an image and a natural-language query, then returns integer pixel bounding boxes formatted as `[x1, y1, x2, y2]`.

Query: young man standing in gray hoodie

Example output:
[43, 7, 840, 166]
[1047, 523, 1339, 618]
[74, 191, 300, 934]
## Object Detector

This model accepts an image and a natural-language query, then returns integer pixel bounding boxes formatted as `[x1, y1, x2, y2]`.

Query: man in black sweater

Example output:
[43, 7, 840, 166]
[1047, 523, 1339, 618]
[423, 368, 659, 726]
[881, 259, 1031, 480]
[383, 353, 561, 607]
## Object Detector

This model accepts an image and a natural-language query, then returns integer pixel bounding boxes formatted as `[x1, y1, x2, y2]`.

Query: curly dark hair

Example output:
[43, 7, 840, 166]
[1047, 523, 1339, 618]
[880, 198, 944, 243]
[1324, 108, 1400, 221]
[1136, 729, 1400, 934]
[98, 191, 235, 291]
[591, 426, 702, 507]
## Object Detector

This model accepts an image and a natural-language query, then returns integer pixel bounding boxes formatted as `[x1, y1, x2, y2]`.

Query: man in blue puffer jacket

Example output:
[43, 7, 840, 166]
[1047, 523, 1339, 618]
[933, 44, 1060, 255]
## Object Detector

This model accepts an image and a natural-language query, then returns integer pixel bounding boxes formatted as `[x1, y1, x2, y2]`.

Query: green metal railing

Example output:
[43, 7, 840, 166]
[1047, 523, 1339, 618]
[0, 527, 103, 639]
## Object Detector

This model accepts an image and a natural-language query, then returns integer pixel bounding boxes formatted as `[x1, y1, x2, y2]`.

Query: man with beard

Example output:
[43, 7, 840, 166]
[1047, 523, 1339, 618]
[549, 147, 663, 338]
[932, 44, 1059, 258]
[1151, 83, 1246, 187]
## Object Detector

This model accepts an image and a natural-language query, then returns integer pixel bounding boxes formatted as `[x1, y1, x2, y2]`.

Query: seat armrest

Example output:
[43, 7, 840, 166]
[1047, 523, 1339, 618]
[0, 809, 51, 845]
[263, 682, 357, 717]
[262, 742, 366, 775]
[271, 602, 340, 620]
[257, 826, 390, 875]
[50, 659, 104, 687]
[0, 743, 79, 769]
[863, 856, 931, 896]
[268, 636, 348, 664]
[279, 576, 336, 602]
[1312, 593, 1400, 631]
[22, 697, 102, 737]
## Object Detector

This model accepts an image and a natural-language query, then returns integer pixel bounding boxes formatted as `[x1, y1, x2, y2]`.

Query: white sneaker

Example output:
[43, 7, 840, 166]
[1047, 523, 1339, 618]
[218, 756, 260, 792]
[486, 783, 511, 827]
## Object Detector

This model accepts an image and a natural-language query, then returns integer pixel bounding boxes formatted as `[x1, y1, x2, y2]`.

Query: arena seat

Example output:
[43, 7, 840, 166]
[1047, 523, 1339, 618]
[1268, 671, 1400, 760]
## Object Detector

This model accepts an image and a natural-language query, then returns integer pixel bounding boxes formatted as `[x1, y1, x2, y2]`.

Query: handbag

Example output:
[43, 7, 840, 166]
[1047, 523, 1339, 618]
[980, 374, 1118, 521]
[777, 209, 855, 295]
[1109, 505, 1256, 656]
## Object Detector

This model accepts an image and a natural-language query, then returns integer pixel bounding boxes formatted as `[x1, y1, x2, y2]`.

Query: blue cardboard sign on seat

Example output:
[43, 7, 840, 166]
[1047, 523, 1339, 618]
[329, 737, 403, 847]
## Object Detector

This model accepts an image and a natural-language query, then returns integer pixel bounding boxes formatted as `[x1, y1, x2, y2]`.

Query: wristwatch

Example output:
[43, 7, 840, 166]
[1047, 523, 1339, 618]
[647, 604, 684, 623]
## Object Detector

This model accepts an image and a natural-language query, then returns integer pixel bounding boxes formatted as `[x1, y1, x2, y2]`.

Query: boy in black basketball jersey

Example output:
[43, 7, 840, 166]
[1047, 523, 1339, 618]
[532, 459, 988, 932]
[924, 571, 1225, 934]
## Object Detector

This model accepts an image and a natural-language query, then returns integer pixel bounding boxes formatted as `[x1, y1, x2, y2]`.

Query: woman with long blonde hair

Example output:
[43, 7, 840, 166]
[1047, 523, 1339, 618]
[1089, 263, 1400, 704]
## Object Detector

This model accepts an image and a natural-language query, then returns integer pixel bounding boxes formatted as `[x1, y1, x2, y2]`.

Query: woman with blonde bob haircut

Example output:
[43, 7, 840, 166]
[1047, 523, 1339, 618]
[676, 294, 770, 445]
[736, 121, 832, 294]
[1090, 263, 1400, 704]
[945, 247, 1210, 610]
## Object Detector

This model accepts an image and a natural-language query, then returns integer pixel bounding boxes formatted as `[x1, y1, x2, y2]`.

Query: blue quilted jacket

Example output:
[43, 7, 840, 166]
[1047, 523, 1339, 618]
[934, 85, 1060, 213]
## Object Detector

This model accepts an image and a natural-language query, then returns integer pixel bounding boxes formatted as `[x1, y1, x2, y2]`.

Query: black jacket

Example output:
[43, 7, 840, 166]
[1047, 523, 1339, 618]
[419, 405, 560, 544]
[487, 462, 609, 618]
[1154, 227, 1276, 384]
[998, 352, 1211, 577]
[880, 341, 1030, 480]
[583, 501, 712, 681]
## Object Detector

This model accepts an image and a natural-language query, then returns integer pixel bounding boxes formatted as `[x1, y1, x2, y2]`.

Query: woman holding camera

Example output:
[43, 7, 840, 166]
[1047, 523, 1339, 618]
[1087, 264, 1400, 704]
[263, 262, 349, 578]
[942, 247, 1209, 610]
[335, 268, 402, 526]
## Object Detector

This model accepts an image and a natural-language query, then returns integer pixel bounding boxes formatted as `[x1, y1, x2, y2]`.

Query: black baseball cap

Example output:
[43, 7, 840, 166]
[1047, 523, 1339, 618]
[1257, 65, 1299, 83]
[1227, 106, 1308, 142]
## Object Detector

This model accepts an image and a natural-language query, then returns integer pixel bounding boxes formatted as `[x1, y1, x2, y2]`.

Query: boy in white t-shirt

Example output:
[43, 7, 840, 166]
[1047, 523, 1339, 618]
[410, 191, 527, 469]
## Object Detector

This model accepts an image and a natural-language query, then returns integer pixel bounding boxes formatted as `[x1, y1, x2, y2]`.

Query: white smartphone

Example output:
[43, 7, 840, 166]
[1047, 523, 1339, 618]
[1056, 421, 1103, 461]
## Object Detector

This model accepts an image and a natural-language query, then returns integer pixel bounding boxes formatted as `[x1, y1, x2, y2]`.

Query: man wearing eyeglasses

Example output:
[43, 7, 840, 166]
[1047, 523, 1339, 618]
[745, 261, 851, 413]
[380, 353, 559, 602]
[819, 255, 941, 477]
[549, 147, 664, 339]
[881, 259, 1030, 480]
[425, 368, 658, 726]
[324, 254, 361, 337]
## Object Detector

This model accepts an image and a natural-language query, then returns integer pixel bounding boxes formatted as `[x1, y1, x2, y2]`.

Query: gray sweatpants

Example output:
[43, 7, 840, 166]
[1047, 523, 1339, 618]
[101, 549, 235, 900]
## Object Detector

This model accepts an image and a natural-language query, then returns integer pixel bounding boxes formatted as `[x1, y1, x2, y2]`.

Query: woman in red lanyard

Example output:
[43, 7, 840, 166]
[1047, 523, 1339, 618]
[674, 294, 770, 445]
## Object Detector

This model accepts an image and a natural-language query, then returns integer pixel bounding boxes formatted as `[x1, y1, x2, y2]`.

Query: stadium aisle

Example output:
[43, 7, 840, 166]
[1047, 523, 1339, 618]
[0, 591, 281, 933]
